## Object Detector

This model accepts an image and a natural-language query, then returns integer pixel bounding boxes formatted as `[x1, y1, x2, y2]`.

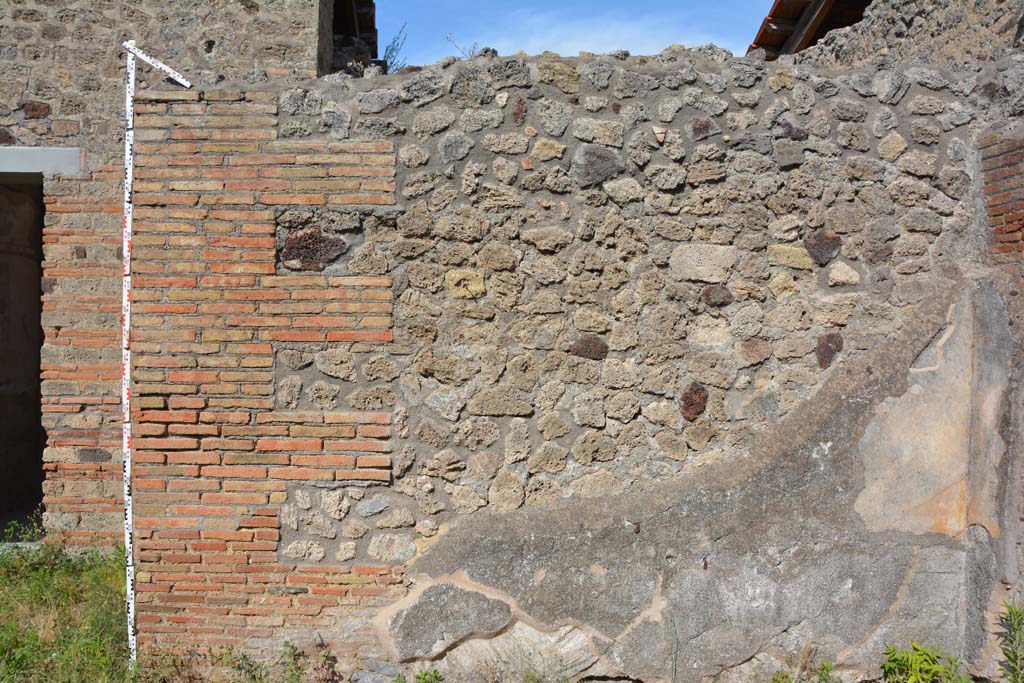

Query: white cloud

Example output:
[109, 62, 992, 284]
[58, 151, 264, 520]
[468, 8, 744, 59]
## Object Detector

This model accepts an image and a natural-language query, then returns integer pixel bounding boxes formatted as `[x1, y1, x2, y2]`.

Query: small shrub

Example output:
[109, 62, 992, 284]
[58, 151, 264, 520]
[218, 646, 272, 683]
[415, 670, 443, 683]
[523, 672, 570, 683]
[999, 600, 1024, 683]
[764, 648, 840, 683]
[1, 507, 45, 543]
[445, 34, 481, 60]
[134, 649, 207, 683]
[881, 642, 969, 683]
[306, 640, 341, 683]
[815, 660, 837, 683]
[383, 22, 408, 74]
[214, 642, 341, 683]
[435, 639, 574, 683]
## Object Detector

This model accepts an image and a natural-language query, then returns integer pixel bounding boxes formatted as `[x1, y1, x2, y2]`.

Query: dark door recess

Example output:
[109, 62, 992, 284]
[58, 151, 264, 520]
[328, 0, 380, 74]
[0, 179, 44, 532]
[334, 0, 379, 59]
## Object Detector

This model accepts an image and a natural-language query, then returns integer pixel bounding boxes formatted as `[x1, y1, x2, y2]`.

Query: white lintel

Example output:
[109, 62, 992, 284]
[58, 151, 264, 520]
[0, 146, 82, 174]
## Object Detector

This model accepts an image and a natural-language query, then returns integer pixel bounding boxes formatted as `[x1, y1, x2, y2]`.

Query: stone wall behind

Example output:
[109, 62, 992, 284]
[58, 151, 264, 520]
[234, 49, 1022, 679]
[269, 47, 1005, 535]
[797, 0, 1021, 67]
[1, 0, 327, 165]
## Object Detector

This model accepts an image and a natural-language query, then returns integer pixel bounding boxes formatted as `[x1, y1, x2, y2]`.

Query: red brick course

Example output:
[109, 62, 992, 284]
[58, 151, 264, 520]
[982, 134, 1024, 271]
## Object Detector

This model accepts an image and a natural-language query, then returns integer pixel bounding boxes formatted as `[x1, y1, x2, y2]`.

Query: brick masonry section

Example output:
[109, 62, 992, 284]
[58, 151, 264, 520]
[38, 89, 403, 650]
[981, 132, 1024, 270]
[41, 169, 125, 545]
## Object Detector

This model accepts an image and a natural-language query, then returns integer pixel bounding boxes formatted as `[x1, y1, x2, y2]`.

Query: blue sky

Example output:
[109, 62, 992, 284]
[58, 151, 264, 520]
[376, 1, 772, 67]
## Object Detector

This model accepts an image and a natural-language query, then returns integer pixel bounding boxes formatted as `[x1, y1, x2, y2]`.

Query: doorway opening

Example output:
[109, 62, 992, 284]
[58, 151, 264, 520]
[0, 177, 45, 538]
[319, 0, 380, 76]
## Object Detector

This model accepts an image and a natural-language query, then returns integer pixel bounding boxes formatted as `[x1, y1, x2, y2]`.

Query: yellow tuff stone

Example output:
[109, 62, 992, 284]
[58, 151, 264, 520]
[768, 244, 815, 270]
[444, 269, 486, 299]
[769, 271, 799, 298]
[879, 131, 908, 161]
[768, 69, 795, 92]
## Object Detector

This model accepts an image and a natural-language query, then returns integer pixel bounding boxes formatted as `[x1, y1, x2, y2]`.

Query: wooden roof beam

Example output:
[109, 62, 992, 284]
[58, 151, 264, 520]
[766, 18, 798, 33]
[782, 0, 837, 54]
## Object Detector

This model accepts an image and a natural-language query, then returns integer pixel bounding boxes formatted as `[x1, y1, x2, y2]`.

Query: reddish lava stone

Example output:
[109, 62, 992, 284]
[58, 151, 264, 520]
[680, 382, 708, 421]
[22, 101, 51, 119]
[569, 334, 609, 361]
[702, 284, 734, 307]
[511, 96, 527, 125]
[279, 228, 349, 271]
[816, 333, 844, 369]
[804, 230, 842, 266]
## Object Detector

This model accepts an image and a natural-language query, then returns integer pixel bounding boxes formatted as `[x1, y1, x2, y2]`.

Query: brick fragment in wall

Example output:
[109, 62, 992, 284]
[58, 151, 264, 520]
[981, 136, 1024, 266]
[21, 101, 51, 118]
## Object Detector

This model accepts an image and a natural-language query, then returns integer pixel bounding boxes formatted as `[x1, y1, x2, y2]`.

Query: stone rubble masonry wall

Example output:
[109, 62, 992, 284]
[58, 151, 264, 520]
[124, 88, 401, 652]
[4, 0, 1024, 675]
[24, 44, 1024, 669]
[258, 49, 1021, 678]
[274, 47, 1002, 543]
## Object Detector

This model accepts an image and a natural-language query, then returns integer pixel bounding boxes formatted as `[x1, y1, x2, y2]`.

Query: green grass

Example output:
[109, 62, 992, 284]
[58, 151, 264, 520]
[0, 541, 130, 683]
[0, 528, 340, 682]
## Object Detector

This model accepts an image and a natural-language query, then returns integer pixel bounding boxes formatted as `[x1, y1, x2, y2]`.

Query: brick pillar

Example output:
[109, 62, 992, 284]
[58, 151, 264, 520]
[981, 132, 1024, 273]
[128, 89, 403, 653]
[41, 170, 124, 546]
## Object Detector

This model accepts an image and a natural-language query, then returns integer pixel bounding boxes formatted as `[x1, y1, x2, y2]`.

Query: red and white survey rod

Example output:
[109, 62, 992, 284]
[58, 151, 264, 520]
[121, 40, 191, 664]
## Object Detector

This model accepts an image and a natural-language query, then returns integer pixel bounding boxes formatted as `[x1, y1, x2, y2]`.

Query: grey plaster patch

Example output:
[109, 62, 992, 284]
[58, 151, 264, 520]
[433, 621, 601, 681]
[393, 286, 1012, 680]
[856, 285, 1011, 537]
[385, 583, 513, 660]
